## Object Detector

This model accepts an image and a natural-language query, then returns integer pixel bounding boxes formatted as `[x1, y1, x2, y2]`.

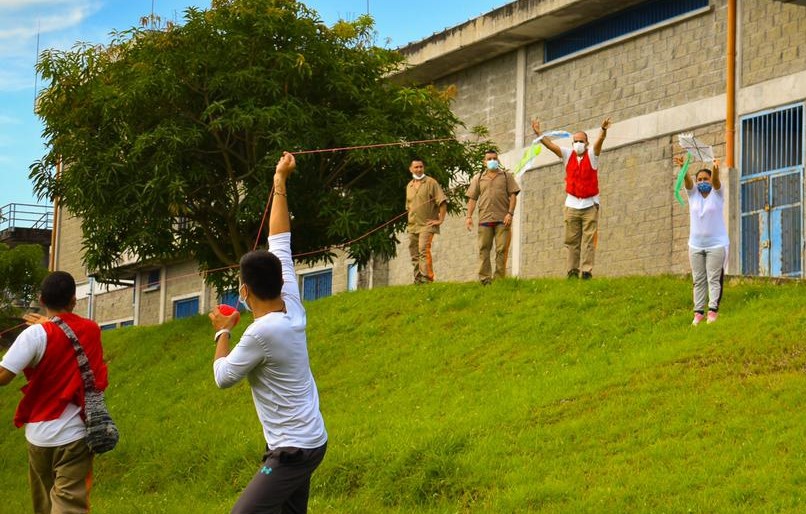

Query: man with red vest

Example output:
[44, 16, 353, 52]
[531, 117, 611, 279]
[0, 271, 108, 514]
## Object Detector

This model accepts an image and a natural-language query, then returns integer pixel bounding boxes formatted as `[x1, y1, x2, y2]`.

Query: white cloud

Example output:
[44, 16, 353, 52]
[0, 0, 103, 91]
[0, 0, 76, 8]
[0, 3, 99, 41]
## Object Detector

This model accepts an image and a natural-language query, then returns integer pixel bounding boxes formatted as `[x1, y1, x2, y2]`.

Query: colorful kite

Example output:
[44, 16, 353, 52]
[515, 130, 572, 176]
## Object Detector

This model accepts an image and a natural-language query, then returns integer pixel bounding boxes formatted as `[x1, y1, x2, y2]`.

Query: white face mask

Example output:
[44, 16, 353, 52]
[486, 159, 499, 170]
[238, 284, 252, 312]
[573, 142, 586, 155]
[412, 173, 425, 180]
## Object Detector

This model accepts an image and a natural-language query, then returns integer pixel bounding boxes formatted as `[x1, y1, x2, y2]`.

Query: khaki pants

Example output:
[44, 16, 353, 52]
[477, 223, 511, 283]
[28, 439, 93, 514]
[408, 231, 435, 283]
[564, 204, 598, 274]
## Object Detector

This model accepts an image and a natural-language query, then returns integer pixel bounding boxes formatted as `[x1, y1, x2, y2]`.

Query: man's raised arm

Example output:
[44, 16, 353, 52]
[269, 152, 295, 237]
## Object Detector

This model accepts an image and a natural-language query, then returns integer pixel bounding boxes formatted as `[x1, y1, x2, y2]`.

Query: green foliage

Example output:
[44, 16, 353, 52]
[0, 244, 47, 346]
[3, 276, 802, 512]
[30, 0, 489, 293]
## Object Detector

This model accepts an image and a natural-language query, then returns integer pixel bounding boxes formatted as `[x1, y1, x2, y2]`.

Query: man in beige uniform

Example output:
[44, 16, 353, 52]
[406, 158, 447, 284]
[465, 150, 521, 285]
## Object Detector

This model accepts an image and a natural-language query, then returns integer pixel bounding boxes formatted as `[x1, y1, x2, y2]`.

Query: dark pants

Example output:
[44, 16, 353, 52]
[231, 443, 327, 514]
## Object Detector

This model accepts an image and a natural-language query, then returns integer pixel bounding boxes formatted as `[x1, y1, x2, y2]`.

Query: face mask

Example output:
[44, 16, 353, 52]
[486, 159, 499, 170]
[697, 182, 712, 194]
[238, 284, 252, 312]
[412, 173, 425, 180]
[573, 142, 586, 155]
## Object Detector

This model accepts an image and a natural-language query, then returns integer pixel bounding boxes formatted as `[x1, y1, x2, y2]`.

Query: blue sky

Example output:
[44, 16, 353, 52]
[0, 0, 505, 208]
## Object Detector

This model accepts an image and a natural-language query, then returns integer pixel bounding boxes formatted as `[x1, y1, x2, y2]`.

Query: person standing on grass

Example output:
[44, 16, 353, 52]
[209, 151, 327, 514]
[675, 155, 729, 325]
[406, 157, 448, 284]
[0, 271, 108, 514]
[531, 117, 611, 279]
[465, 149, 521, 285]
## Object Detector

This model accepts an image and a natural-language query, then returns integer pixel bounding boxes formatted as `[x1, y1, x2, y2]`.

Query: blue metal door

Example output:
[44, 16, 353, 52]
[740, 105, 804, 277]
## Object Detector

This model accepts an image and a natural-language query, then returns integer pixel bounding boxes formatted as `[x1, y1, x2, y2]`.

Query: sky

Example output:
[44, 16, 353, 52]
[0, 0, 507, 209]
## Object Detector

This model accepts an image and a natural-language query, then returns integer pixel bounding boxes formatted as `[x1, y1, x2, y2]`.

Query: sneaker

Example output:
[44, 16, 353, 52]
[692, 312, 705, 326]
[707, 311, 718, 324]
[581, 271, 593, 280]
[567, 269, 580, 279]
[480, 278, 492, 286]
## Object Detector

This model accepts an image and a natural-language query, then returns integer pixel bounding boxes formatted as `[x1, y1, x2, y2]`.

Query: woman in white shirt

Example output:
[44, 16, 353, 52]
[675, 156, 729, 325]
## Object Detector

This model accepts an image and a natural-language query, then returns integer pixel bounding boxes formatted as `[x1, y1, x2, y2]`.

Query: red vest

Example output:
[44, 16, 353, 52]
[565, 150, 599, 199]
[14, 313, 108, 428]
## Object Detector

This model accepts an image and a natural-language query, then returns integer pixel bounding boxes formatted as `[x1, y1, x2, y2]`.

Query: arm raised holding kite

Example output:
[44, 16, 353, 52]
[530, 119, 563, 158]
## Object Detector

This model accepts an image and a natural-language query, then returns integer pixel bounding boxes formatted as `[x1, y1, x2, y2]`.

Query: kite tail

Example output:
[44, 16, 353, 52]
[674, 153, 692, 206]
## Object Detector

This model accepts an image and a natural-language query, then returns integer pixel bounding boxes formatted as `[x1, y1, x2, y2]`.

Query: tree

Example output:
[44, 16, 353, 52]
[0, 244, 47, 347]
[30, 0, 490, 291]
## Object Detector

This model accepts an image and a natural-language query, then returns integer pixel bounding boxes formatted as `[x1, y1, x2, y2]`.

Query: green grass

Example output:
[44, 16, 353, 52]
[1, 276, 805, 513]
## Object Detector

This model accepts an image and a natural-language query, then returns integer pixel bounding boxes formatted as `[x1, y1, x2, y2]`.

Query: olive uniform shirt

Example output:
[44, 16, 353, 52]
[466, 170, 521, 223]
[406, 176, 447, 234]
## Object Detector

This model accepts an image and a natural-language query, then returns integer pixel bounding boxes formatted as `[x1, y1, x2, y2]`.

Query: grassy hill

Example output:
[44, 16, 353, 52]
[1, 275, 805, 513]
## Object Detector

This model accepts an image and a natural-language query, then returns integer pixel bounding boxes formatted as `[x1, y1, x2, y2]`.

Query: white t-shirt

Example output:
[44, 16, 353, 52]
[561, 147, 600, 209]
[0, 324, 87, 447]
[687, 186, 729, 249]
[214, 232, 327, 450]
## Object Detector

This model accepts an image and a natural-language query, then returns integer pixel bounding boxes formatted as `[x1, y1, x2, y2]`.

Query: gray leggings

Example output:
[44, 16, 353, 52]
[689, 246, 727, 312]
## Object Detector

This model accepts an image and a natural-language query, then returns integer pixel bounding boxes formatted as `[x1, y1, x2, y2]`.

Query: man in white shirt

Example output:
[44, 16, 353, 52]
[532, 117, 611, 279]
[209, 152, 327, 513]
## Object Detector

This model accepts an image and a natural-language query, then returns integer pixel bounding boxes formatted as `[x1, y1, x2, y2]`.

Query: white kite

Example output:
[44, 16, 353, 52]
[677, 133, 714, 163]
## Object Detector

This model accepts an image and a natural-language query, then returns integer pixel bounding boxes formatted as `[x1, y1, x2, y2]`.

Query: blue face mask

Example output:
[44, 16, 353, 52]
[697, 182, 712, 194]
[486, 159, 499, 170]
[238, 284, 252, 312]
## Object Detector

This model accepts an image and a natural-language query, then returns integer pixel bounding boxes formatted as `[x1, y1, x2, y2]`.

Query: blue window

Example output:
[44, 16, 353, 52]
[302, 270, 332, 301]
[120, 320, 134, 327]
[146, 269, 161, 290]
[218, 290, 246, 312]
[100, 323, 117, 331]
[173, 296, 200, 319]
[545, 0, 709, 62]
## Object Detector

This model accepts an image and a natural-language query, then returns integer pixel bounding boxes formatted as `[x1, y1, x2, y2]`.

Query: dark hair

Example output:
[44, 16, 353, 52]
[40, 271, 76, 310]
[484, 149, 498, 156]
[696, 168, 712, 179]
[410, 157, 425, 166]
[240, 250, 283, 300]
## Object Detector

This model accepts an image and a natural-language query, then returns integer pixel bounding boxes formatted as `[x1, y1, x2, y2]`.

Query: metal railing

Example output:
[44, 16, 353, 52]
[0, 203, 53, 232]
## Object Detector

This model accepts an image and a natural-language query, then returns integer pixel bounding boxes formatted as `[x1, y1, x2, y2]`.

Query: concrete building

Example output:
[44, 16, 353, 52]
[52, 0, 805, 328]
[384, 0, 805, 285]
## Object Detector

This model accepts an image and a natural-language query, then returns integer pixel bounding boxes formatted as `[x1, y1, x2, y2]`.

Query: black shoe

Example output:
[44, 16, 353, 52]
[480, 278, 492, 286]
[567, 269, 580, 279]
[581, 271, 593, 280]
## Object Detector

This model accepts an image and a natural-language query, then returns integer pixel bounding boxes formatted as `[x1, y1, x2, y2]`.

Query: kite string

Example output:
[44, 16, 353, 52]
[290, 137, 456, 155]
[1, 138, 463, 336]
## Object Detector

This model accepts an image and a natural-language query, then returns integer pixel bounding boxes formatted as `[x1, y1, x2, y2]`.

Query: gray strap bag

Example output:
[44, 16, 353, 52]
[52, 316, 119, 454]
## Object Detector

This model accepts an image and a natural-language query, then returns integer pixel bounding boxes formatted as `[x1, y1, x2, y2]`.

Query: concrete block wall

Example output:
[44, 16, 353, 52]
[519, 123, 727, 278]
[742, 0, 806, 88]
[524, 2, 726, 144]
[91, 287, 134, 325]
[55, 212, 88, 281]
[436, 51, 519, 152]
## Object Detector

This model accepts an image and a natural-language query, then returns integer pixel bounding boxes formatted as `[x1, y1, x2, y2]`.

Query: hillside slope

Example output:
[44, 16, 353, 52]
[1, 276, 804, 513]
